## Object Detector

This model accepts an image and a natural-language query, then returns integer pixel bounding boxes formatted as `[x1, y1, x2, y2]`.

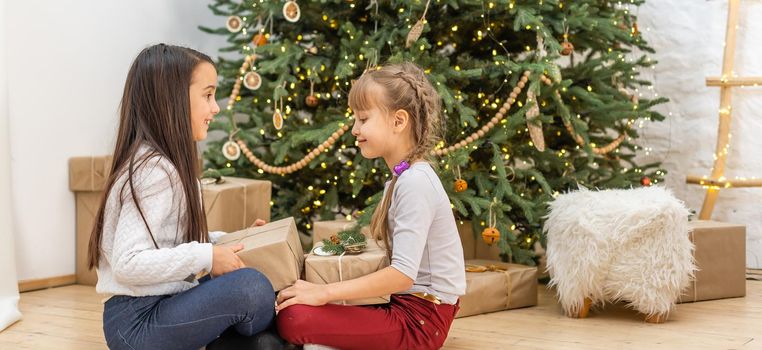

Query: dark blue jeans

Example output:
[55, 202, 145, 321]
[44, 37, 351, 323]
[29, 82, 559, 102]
[103, 268, 275, 350]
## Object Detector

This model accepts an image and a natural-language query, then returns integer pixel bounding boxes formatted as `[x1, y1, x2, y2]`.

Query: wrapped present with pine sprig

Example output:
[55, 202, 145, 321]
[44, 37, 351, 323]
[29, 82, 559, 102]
[312, 219, 371, 245]
[305, 231, 390, 305]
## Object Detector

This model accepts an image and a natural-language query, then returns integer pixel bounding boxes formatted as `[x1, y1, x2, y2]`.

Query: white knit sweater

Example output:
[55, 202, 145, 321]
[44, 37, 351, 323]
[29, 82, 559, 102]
[95, 145, 223, 297]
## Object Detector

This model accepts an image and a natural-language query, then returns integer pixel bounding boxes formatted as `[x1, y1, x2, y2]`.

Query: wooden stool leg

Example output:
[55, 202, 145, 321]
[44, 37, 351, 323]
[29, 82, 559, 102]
[645, 313, 667, 324]
[578, 297, 592, 318]
[568, 297, 593, 318]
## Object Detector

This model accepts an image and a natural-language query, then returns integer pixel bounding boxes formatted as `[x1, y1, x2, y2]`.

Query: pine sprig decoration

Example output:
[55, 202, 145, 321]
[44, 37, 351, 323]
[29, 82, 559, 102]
[320, 225, 368, 255]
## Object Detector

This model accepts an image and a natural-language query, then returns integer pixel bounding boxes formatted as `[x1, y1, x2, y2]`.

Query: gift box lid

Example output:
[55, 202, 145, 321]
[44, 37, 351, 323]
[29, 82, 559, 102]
[216, 217, 301, 254]
[306, 240, 389, 269]
[69, 156, 113, 192]
[689, 220, 745, 230]
[465, 259, 538, 278]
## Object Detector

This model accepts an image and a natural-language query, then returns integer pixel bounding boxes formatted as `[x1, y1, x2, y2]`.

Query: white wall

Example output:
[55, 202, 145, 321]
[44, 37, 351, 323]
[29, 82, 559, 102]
[7, 1, 760, 282]
[7, 1, 227, 281]
[638, 1, 762, 268]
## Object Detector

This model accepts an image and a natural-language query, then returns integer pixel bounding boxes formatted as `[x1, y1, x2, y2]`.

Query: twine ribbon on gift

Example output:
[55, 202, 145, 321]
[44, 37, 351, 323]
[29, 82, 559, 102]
[337, 251, 348, 305]
[239, 179, 249, 229]
[465, 264, 507, 273]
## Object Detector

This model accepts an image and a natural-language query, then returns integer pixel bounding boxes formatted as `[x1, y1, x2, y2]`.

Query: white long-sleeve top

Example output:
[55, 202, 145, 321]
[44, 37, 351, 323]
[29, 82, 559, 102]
[95, 145, 223, 297]
[387, 162, 467, 305]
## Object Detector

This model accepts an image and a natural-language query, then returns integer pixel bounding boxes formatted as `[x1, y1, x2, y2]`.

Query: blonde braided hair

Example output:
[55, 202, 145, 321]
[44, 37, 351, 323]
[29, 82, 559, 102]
[348, 62, 443, 254]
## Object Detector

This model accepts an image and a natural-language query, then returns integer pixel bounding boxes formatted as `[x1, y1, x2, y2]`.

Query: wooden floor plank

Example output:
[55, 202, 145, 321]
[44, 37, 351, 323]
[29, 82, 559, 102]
[1, 281, 759, 349]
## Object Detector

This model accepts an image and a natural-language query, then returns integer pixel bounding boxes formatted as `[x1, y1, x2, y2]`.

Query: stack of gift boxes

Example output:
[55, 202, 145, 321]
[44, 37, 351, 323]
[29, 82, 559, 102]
[307, 219, 538, 317]
[69, 156, 272, 286]
[70, 155, 747, 315]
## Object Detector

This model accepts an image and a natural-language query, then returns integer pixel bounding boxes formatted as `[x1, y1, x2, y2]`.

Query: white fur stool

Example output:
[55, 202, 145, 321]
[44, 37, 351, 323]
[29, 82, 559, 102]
[544, 186, 695, 323]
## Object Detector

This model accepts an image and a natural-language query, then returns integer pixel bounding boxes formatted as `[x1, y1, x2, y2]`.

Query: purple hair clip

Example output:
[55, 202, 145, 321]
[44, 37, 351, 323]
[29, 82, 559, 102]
[393, 160, 410, 176]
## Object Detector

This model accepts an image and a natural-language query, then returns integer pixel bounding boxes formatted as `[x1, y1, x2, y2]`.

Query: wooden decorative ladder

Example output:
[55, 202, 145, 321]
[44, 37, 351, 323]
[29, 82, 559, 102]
[685, 0, 762, 219]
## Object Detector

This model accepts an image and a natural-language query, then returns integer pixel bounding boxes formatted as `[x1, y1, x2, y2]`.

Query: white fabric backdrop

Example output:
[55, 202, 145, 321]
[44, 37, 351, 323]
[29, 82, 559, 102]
[0, 0, 22, 332]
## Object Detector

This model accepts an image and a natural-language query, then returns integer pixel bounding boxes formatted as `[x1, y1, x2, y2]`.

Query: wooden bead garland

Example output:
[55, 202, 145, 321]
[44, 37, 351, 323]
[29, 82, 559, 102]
[237, 125, 350, 175]
[227, 54, 256, 111]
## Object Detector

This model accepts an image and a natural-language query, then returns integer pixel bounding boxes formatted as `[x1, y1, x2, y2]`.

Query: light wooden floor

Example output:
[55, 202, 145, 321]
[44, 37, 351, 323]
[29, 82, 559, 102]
[1, 281, 760, 349]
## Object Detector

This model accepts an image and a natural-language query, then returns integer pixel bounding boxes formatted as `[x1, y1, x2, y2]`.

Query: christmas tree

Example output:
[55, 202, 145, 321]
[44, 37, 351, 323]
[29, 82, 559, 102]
[200, 0, 666, 265]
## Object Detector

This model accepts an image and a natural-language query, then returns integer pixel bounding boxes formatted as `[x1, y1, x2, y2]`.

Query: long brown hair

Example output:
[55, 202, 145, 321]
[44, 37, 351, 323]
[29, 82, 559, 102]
[348, 62, 443, 252]
[88, 44, 214, 269]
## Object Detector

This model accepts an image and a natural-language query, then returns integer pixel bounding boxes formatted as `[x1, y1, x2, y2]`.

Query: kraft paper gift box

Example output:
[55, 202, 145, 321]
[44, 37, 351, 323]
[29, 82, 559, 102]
[69, 155, 271, 286]
[202, 177, 271, 232]
[305, 240, 390, 305]
[69, 156, 114, 286]
[457, 220, 502, 261]
[456, 259, 538, 318]
[312, 219, 371, 244]
[679, 220, 746, 303]
[215, 217, 304, 291]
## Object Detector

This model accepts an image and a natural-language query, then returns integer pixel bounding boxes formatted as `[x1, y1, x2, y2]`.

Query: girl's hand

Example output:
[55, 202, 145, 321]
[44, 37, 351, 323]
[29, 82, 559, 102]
[275, 280, 331, 311]
[250, 218, 267, 227]
[211, 244, 246, 277]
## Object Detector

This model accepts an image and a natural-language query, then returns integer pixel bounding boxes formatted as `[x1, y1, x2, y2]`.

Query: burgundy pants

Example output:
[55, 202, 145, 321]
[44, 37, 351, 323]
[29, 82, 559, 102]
[276, 294, 459, 350]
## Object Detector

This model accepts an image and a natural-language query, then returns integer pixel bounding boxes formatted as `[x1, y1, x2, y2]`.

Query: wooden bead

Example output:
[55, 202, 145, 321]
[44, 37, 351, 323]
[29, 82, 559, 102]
[517, 81, 526, 89]
[477, 130, 485, 137]
[499, 107, 507, 115]
[491, 117, 500, 124]
[328, 136, 337, 143]
[466, 136, 475, 143]
[317, 145, 326, 152]
[487, 121, 496, 128]
[447, 146, 455, 152]
[342, 125, 350, 131]
[336, 129, 345, 136]
[458, 140, 467, 148]
[495, 113, 504, 120]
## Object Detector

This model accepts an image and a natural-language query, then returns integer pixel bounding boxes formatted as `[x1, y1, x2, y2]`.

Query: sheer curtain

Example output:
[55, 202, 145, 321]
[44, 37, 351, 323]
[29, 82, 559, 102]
[0, 0, 22, 332]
